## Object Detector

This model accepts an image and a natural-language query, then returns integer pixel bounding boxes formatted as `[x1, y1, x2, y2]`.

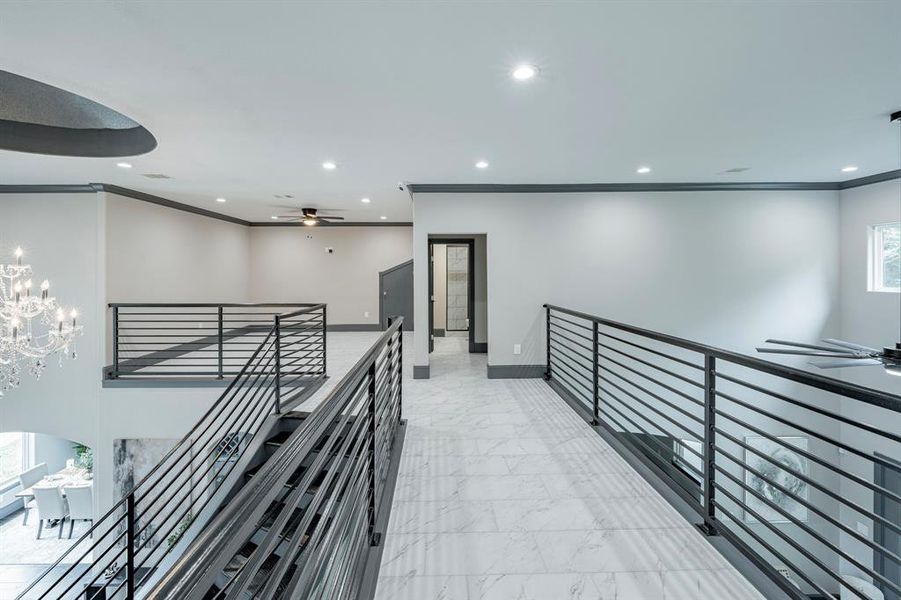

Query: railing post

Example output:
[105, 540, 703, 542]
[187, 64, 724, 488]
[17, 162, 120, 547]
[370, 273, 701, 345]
[544, 306, 551, 380]
[126, 493, 136, 599]
[274, 315, 281, 415]
[111, 306, 119, 379]
[700, 354, 718, 536]
[367, 359, 380, 546]
[397, 318, 403, 422]
[321, 305, 327, 375]
[592, 321, 599, 425]
[217, 306, 224, 379]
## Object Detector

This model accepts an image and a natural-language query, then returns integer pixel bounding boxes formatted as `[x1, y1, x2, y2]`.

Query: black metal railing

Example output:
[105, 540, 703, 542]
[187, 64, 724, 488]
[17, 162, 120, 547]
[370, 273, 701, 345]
[17, 304, 327, 600]
[544, 304, 901, 600]
[146, 317, 405, 599]
[108, 303, 326, 379]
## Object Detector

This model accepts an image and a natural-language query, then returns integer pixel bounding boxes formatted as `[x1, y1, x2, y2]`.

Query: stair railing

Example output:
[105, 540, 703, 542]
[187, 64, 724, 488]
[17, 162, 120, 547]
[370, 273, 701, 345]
[16, 303, 327, 600]
[146, 317, 405, 600]
[544, 304, 900, 600]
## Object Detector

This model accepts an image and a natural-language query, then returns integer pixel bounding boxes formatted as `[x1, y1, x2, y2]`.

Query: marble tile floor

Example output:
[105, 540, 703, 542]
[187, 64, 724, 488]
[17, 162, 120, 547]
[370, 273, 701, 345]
[375, 335, 764, 600]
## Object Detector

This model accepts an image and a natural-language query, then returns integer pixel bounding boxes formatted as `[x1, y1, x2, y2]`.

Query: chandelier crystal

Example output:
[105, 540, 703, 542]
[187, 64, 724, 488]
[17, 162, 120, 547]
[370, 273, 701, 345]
[0, 247, 82, 395]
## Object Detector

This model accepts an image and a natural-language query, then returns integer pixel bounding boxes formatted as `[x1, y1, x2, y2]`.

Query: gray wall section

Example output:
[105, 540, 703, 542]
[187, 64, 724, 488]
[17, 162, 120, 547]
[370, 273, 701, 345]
[432, 244, 447, 330]
[473, 234, 487, 345]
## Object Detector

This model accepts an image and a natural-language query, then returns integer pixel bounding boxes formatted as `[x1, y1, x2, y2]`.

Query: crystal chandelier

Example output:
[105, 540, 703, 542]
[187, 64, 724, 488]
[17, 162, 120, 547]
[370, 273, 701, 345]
[0, 246, 83, 395]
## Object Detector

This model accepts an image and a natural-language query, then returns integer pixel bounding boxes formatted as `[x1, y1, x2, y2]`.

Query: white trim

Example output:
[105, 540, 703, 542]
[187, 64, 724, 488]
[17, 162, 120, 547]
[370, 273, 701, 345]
[868, 222, 901, 293]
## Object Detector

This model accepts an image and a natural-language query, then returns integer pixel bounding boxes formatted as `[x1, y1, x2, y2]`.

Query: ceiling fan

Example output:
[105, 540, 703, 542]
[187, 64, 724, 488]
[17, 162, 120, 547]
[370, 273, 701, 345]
[275, 207, 345, 226]
[757, 111, 901, 376]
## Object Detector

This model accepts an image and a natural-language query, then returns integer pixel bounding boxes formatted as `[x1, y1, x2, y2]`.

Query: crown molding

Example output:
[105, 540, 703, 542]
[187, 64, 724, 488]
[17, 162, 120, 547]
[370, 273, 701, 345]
[407, 170, 901, 194]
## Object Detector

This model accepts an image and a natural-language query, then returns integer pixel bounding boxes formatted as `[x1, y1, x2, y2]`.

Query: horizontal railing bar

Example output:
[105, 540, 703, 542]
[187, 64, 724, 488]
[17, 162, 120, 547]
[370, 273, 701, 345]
[544, 304, 901, 412]
[600, 387, 705, 477]
[549, 327, 595, 354]
[599, 362, 705, 425]
[599, 339, 704, 390]
[712, 502, 839, 600]
[549, 338, 594, 366]
[549, 319, 594, 343]
[599, 329, 704, 371]
[715, 407, 901, 506]
[600, 372, 705, 441]
[110, 302, 322, 308]
[713, 448, 901, 568]
[602, 350, 704, 407]
[713, 424, 901, 536]
[549, 313, 594, 331]
[550, 354, 594, 393]
[552, 368, 593, 406]
[714, 371, 901, 444]
[716, 388, 896, 465]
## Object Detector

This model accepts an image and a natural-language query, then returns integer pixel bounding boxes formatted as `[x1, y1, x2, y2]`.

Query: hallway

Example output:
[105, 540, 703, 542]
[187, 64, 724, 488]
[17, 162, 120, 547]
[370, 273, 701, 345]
[376, 336, 764, 600]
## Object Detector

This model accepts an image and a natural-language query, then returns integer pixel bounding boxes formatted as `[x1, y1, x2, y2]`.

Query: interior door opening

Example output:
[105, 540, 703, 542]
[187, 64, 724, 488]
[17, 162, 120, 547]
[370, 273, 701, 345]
[428, 237, 484, 355]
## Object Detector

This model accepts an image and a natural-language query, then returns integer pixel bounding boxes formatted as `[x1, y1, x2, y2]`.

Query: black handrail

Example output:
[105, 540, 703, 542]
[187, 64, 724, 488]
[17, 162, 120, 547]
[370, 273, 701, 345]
[544, 304, 901, 600]
[16, 303, 327, 600]
[146, 317, 404, 600]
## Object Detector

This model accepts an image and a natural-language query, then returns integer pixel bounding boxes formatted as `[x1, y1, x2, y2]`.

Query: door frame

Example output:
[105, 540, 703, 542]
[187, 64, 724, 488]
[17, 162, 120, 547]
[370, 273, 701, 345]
[378, 259, 413, 330]
[428, 238, 476, 353]
[874, 451, 900, 599]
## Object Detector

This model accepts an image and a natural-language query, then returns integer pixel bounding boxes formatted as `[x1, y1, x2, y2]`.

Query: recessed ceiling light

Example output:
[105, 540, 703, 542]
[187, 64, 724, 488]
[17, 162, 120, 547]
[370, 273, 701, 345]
[322, 161, 337, 170]
[361, 197, 371, 203]
[116, 162, 132, 169]
[512, 64, 538, 81]
[271, 216, 279, 220]
[380, 215, 387, 220]
[475, 160, 489, 169]
[636, 166, 651, 174]
[216, 197, 227, 203]
[841, 165, 858, 173]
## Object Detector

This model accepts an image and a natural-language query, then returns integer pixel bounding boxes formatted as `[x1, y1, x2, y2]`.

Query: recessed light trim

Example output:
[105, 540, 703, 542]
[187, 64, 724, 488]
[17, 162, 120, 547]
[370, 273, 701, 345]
[841, 165, 859, 173]
[475, 160, 489, 169]
[636, 166, 651, 174]
[512, 64, 538, 81]
[380, 215, 387, 220]
[322, 161, 337, 170]
[116, 162, 132, 169]
[361, 197, 371, 203]
[216, 197, 227, 203]
[271, 216, 279, 220]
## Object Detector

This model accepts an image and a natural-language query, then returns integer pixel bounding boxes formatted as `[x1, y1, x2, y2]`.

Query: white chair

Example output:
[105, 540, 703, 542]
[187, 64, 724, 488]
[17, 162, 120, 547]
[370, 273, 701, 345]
[18, 462, 48, 526]
[841, 575, 885, 600]
[32, 486, 69, 539]
[62, 485, 93, 539]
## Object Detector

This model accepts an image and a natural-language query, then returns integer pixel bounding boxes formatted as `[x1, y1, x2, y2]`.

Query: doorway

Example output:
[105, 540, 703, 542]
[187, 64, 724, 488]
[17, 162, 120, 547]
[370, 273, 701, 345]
[428, 238, 475, 354]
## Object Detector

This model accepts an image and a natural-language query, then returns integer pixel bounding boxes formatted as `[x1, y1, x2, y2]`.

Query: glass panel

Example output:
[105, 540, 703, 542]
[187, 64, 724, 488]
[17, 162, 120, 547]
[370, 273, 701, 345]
[879, 223, 901, 290]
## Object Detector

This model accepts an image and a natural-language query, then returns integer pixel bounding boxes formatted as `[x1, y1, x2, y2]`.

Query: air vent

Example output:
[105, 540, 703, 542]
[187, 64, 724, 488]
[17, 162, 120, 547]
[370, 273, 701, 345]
[721, 167, 750, 174]
[274, 194, 294, 199]
[142, 173, 172, 179]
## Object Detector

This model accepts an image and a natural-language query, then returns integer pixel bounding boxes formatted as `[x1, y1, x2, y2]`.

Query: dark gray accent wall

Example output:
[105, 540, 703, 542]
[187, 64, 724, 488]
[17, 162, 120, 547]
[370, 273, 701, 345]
[486, 364, 546, 379]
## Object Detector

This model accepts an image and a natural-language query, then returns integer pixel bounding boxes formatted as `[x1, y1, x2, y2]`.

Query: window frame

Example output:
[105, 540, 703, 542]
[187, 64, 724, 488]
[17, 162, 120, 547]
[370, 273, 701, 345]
[0, 432, 33, 488]
[868, 222, 901, 293]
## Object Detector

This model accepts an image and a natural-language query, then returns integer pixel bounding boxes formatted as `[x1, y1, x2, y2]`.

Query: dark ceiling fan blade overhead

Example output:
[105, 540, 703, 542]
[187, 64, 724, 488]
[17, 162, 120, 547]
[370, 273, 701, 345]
[809, 358, 883, 369]
[317, 215, 345, 221]
[755, 348, 862, 358]
[820, 338, 881, 353]
[763, 339, 859, 353]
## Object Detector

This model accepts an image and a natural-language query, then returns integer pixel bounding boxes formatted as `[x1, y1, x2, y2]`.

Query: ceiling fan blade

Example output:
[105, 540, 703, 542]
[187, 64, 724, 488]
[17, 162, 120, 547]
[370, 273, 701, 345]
[319, 215, 345, 221]
[809, 358, 883, 369]
[820, 338, 880, 353]
[763, 339, 856, 353]
[756, 348, 861, 358]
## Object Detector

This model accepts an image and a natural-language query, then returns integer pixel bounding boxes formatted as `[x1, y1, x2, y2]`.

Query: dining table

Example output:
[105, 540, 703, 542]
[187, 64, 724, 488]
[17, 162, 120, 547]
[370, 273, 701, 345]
[14, 465, 93, 501]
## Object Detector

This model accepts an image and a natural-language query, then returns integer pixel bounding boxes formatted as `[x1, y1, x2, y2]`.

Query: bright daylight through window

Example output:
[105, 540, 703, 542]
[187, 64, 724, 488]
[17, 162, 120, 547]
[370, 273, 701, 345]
[870, 223, 901, 292]
[0, 431, 27, 485]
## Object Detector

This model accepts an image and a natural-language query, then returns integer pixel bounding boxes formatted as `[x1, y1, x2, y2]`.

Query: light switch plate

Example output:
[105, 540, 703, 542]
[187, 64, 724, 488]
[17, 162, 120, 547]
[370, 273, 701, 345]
[513, 344, 522, 355]
[364, 311, 369, 318]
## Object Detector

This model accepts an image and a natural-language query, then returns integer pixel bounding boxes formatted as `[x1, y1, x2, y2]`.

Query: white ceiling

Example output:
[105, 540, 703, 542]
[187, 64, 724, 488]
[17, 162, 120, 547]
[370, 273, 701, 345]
[0, 1, 899, 222]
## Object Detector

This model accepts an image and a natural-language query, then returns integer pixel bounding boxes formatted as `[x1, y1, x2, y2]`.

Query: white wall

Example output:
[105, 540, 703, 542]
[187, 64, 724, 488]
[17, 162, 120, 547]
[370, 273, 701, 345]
[412, 190, 841, 369]
[106, 194, 251, 303]
[248, 226, 412, 325]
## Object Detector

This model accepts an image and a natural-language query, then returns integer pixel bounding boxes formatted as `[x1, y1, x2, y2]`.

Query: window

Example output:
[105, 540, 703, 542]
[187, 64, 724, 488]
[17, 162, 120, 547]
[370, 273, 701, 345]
[0, 432, 28, 486]
[870, 223, 901, 292]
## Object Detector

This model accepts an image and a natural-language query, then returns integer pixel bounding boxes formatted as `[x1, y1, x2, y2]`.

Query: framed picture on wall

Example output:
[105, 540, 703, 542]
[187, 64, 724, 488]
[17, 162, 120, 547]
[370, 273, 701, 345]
[743, 435, 809, 524]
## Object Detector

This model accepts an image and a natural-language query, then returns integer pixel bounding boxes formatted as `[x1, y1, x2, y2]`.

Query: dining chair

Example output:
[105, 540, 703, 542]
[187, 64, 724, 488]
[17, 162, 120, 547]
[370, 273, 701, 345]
[32, 486, 69, 539]
[62, 485, 93, 539]
[17, 462, 48, 526]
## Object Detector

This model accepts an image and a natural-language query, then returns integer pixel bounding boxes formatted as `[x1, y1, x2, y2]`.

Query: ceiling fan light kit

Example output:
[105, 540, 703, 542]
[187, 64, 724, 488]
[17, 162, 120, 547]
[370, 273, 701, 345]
[275, 207, 346, 226]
